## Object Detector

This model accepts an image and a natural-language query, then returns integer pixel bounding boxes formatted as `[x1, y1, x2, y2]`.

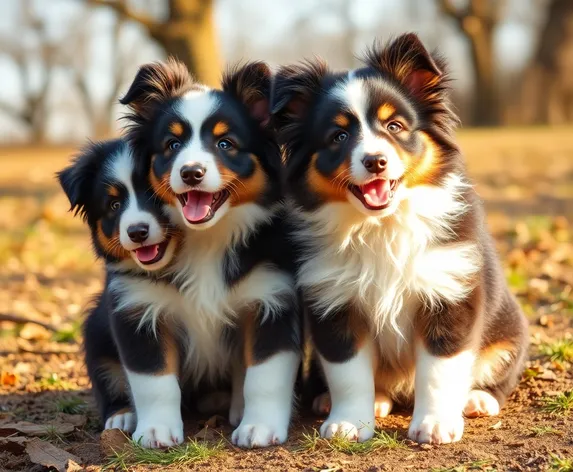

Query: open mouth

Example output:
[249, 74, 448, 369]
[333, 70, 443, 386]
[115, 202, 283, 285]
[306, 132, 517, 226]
[133, 240, 169, 265]
[177, 190, 230, 224]
[349, 179, 400, 210]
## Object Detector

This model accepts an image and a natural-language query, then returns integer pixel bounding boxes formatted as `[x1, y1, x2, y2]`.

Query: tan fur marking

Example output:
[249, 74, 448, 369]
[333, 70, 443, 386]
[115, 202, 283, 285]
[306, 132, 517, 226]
[213, 121, 229, 137]
[96, 220, 130, 260]
[307, 152, 349, 202]
[334, 114, 349, 127]
[243, 311, 255, 367]
[157, 325, 179, 375]
[149, 155, 176, 205]
[108, 186, 120, 198]
[169, 122, 184, 137]
[403, 132, 441, 188]
[377, 104, 396, 121]
[219, 156, 267, 206]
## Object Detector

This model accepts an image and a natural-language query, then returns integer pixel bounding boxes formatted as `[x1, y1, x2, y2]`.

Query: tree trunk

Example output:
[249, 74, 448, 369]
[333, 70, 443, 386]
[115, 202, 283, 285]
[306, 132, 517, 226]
[521, 0, 573, 124]
[151, 0, 221, 87]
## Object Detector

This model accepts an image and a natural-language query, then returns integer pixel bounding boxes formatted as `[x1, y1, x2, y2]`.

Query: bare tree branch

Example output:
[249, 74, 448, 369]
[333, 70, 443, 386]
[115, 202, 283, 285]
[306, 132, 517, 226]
[87, 0, 160, 33]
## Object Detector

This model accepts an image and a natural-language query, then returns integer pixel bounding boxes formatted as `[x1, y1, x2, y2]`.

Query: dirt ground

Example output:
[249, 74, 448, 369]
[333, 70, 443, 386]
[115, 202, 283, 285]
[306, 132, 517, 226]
[1, 128, 573, 471]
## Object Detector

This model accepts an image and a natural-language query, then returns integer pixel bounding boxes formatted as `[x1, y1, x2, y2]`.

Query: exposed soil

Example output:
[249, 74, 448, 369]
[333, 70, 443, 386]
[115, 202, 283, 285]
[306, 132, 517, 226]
[1, 134, 573, 471]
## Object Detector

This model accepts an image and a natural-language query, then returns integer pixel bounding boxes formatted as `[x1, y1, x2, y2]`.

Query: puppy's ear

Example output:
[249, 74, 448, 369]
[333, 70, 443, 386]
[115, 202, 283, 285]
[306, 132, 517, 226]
[364, 33, 444, 99]
[271, 59, 328, 127]
[222, 61, 272, 127]
[120, 58, 194, 117]
[57, 141, 102, 221]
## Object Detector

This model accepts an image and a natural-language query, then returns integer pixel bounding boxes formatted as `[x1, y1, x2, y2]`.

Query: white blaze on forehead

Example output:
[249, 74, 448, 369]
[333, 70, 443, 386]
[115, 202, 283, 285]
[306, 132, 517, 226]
[106, 149, 165, 251]
[330, 77, 405, 183]
[170, 92, 222, 194]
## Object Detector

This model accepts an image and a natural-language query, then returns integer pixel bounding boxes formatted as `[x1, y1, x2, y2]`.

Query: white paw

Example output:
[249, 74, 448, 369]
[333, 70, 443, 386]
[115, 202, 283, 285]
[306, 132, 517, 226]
[232, 422, 287, 448]
[408, 414, 464, 444]
[374, 392, 393, 418]
[312, 392, 331, 416]
[320, 411, 375, 442]
[132, 419, 184, 449]
[464, 390, 500, 417]
[104, 410, 136, 433]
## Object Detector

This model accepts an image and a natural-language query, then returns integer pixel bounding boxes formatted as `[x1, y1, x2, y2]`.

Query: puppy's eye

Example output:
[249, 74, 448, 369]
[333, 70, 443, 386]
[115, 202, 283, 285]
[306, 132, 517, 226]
[110, 200, 121, 211]
[387, 121, 403, 133]
[167, 140, 181, 151]
[332, 131, 349, 143]
[217, 139, 234, 150]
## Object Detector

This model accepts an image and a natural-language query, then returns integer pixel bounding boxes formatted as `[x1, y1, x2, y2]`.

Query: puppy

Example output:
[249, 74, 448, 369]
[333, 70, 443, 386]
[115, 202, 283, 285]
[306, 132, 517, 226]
[58, 139, 184, 441]
[117, 59, 301, 448]
[273, 33, 528, 444]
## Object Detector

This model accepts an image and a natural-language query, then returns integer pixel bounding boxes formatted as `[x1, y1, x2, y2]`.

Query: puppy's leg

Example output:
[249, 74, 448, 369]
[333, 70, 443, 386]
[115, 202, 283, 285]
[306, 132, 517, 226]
[408, 343, 473, 444]
[112, 313, 183, 449]
[310, 306, 375, 442]
[229, 359, 245, 427]
[84, 301, 134, 432]
[232, 301, 301, 448]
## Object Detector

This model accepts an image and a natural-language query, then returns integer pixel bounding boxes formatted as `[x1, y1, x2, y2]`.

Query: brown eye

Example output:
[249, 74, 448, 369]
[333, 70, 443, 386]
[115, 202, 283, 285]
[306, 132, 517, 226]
[387, 121, 403, 133]
[110, 200, 121, 211]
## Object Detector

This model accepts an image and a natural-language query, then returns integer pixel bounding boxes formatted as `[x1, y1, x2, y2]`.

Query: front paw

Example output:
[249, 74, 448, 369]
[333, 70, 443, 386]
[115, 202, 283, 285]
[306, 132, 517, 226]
[408, 414, 464, 444]
[320, 411, 375, 442]
[104, 409, 136, 433]
[231, 421, 287, 448]
[132, 419, 184, 449]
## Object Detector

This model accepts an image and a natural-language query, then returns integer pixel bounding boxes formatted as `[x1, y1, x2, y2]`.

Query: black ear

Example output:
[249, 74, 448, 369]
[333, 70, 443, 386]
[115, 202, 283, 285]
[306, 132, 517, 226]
[57, 142, 102, 221]
[120, 57, 194, 117]
[271, 59, 328, 125]
[222, 61, 272, 127]
[363, 33, 444, 99]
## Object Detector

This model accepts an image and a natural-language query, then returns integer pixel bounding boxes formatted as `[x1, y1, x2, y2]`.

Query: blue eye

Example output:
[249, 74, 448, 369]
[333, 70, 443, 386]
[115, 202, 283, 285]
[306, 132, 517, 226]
[333, 131, 348, 143]
[217, 139, 234, 150]
[168, 140, 181, 151]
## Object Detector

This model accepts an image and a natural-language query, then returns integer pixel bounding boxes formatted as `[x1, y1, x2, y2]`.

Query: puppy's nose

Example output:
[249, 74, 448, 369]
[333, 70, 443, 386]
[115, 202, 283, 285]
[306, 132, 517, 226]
[127, 223, 149, 243]
[362, 154, 388, 174]
[180, 164, 206, 186]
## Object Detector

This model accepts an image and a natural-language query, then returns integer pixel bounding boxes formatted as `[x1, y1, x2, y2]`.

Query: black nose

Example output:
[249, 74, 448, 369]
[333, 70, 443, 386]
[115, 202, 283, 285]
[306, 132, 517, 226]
[127, 223, 149, 243]
[180, 164, 206, 186]
[362, 154, 388, 174]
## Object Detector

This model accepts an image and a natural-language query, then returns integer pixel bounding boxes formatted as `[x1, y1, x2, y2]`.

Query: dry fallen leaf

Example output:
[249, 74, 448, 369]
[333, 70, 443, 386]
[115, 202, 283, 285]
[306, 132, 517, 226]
[1, 371, 17, 386]
[193, 426, 220, 442]
[0, 436, 28, 453]
[25, 438, 82, 472]
[0, 421, 75, 437]
[489, 420, 503, 430]
[19, 322, 51, 341]
[100, 428, 130, 457]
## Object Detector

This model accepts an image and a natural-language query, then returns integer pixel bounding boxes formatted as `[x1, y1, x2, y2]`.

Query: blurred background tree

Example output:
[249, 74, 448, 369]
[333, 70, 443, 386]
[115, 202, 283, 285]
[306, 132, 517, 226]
[0, 0, 572, 143]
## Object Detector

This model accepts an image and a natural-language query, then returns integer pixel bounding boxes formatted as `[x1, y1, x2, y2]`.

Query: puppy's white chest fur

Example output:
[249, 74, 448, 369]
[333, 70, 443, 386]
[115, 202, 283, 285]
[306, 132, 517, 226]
[296, 175, 481, 365]
[111, 204, 294, 383]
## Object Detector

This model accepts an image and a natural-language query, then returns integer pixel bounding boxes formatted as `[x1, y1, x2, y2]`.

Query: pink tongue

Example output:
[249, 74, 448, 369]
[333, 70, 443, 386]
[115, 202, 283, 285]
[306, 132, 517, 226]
[362, 179, 391, 207]
[135, 245, 159, 263]
[182, 191, 213, 222]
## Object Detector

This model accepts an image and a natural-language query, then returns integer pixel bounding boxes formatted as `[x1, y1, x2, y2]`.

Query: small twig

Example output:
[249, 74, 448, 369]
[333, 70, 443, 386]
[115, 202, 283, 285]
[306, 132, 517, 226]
[0, 313, 57, 332]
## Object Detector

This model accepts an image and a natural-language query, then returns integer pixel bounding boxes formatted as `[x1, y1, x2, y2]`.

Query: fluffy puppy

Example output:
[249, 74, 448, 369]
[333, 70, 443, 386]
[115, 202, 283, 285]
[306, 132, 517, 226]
[273, 33, 528, 444]
[58, 139, 185, 440]
[117, 59, 301, 448]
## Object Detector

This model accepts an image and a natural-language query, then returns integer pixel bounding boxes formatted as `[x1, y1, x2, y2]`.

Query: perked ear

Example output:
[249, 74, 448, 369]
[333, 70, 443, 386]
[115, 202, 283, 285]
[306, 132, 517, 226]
[364, 33, 443, 99]
[271, 59, 328, 124]
[222, 61, 272, 127]
[56, 142, 102, 221]
[120, 58, 194, 117]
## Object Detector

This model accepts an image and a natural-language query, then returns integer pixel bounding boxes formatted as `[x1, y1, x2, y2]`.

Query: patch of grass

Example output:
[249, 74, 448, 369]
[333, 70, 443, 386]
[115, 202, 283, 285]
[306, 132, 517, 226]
[431, 459, 496, 472]
[104, 439, 224, 471]
[36, 372, 74, 390]
[550, 454, 573, 472]
[53, 396, 87, 415]
[41, 425, 68, 444]
[541, 391, 573, 415]
[529, 425, 561, 437]
[540, 339, 573, 363]
[297, 428, 406, 455]
[52, 320, 82, 343]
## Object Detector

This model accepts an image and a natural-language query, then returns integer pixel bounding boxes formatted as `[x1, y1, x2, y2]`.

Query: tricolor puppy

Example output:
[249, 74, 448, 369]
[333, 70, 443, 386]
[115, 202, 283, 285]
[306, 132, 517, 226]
[118, 59, 301, 448]
[57, 139, 184, 442]
[273, 33, 528, 444]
